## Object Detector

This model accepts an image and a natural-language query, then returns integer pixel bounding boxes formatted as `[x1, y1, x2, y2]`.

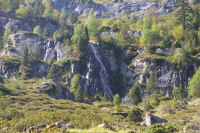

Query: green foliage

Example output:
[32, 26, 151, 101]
[47, 65, 57, 79]
[21, 45, 28, 66]
[170, 48, 193, 68]
[128, 81, 142, 105]
[189, 67, 200, 98]
[127, 108, 143, 122]
[33, 25, 42, 36]
[172, 84, 187, 100]
[113, 93, 120, 110]
[53, 22, 73, 42]
[59, 8, 67, 23]
[43, 24, 50, 38]
[68, 13, 78, 24]
[3, 28, 13, 46]
[85, 9, 100, 39]
[145, 123, 178, 133]
[142, 101, 153, 111]
[176, 0, 193, 30]
[70, 74, 83, 101]
[32, 45, 41, 60]
[33, 0, 44, 17]
[146, 74, 158, 92]
[160, 99, 181, 114]
[16, 3, 33, 19]
[71, 24, 89, 59]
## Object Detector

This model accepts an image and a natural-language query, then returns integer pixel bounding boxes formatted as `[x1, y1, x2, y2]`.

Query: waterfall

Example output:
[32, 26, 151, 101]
[89, 41, 113, 99]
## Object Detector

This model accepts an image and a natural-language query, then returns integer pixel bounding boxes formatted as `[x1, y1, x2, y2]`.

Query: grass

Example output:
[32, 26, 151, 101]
[0, 78, 199, 133]
[0, 78, 138, 132]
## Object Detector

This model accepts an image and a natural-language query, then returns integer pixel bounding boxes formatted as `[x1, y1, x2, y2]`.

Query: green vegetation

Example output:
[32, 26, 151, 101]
[21, 45, 28, 66]
[128, 81, 142, 105]
[70, 74, 83, 101]
[113, 93, 120, 110]
[189, 67, 200, 98]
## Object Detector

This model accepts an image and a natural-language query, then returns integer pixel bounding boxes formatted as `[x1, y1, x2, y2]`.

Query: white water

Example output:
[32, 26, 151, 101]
[89, 41, 113, 99]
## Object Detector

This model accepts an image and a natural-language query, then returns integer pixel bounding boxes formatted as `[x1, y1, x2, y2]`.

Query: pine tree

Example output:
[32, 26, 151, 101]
[33, 0, 44, 17]
[59, 8, 67, 23]
[32, 45, 41, 60]
[146, 74, 158, 92]
[43, 25, 50, 38]
[21, 45, 29, 66]
[85, 9, 100, 39]
[176, 0, 193, 30]
[47, 65, 56, 79]
[189, 67, 200, 98]
[128, 81, 142, 105]
[33, 25, 42, 36]
[113, 94, 120, 108]
[70, 74, 83, 101]
[3, 28, 13, 46]
[172, 84, 187, 100]
[0, 35, 3, 50]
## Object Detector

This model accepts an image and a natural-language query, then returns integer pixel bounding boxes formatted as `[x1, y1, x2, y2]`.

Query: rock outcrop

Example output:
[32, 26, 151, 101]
[2, 33, 66, 61]
[52, 0, 178, 18]
[145, 114, 167, 126]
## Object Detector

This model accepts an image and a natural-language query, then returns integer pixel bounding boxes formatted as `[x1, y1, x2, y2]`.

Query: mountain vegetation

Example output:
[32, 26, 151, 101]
[0, 0, 200, 132]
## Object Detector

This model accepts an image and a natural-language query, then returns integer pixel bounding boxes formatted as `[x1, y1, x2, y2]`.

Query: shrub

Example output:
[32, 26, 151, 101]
[143, 101, 153, 111]
[113, 93, 120, 111]
[128, 81, 142, 105]
[189, 67, 200, 98]
[145, 123, 178, 133]
[127, 108, 143, 122]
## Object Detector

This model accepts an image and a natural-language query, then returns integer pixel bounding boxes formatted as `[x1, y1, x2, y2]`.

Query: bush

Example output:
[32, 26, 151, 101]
[143, 101, 153, 111]
[127, 108, 143, 122]
[145, 123, 178, 133]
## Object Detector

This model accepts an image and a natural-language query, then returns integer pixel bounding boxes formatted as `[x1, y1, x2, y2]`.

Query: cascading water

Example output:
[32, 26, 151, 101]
[89, 41, 113, 99]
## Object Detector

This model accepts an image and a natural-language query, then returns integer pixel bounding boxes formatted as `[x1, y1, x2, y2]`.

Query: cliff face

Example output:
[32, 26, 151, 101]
[0, 32, 198, 101]
[52, 0, 177, 18]
[2, 33, 66, 61]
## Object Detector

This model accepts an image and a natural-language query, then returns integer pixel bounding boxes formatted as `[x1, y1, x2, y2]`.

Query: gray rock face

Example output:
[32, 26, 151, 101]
[81, 41, 116, 100]
[126, 58, 196, 98]
[0, 16, 32, 36]
[0, 58, 20, 79]
[52, 0, 178, 18]
[2, 33, 66, 61]
[145, 114, 167, 126]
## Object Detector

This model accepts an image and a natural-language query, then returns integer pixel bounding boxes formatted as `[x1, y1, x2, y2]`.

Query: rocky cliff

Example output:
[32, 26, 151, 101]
[52, 0, 178, 18]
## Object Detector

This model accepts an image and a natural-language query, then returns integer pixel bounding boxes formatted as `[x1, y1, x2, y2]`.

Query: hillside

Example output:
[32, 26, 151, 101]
[0, 0, 200, 132]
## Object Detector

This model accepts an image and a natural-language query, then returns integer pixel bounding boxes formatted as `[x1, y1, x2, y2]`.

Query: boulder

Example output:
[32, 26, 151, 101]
[55, 121, 66, 128]
[145, 114, 167, 126]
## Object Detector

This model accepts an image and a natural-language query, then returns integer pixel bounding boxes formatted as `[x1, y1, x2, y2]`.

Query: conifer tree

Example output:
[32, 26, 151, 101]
[70, 74, 83, 101]
[32, 45, 41, 60]
[21, 45, 28, 66]
[189, 67, 200, 98]
[128, 81, 142, 105]
[43, 25, 50, 38]
[59, 8, 67, 23]
[176, 0, 193, 30]
[33, 25, 42, 36]
[146, 74, 158, 92]
[33, 0, 44, 17]
[113, 94, 120, 108]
